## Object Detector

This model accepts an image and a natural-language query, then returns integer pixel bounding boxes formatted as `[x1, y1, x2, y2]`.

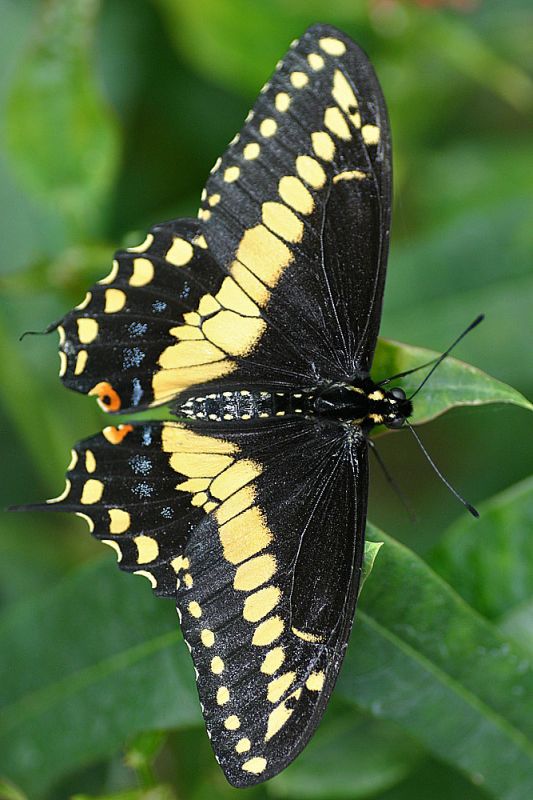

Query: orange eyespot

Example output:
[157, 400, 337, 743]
[102, 424, 133, 445]
[89, 381, 122, 412]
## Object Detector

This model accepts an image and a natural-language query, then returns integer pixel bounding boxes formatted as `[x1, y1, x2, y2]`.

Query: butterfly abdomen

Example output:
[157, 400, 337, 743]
[175, 389, 317, 421]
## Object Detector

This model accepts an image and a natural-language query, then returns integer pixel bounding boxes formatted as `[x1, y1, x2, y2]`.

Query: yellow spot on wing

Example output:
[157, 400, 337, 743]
[80, 479, 104, 504]
[102, 540, 122, 562]
[47, 479, 71, 504]
[233, 552, 276, 591]
[75, 292, 92, 310]
[362, 124, 381, 145]
[224, 166, 240, 182]
[262, 201, 304, 243]
[292, 626, 324, 643]
[237, 225, 293, 286]
[108, 508, 130, 534]
[210, 459, 261, 501]
[133, 569, 157, 588]
[58, 350, 67, 377]
[104, 288, 126, 313]
[215, 485, 256, 526]
[188, 601, 202, 618]
[76, 512, 94, 532]
[296, 155, 326, 189]
[275, 92, 291, 112]
[171, 555, 190, 573]
[308, 52, 324, 70]
[219, 507, 272, 564]
[130, 258, 154, 287]
[197, 294, 220, 316]
[166, 236, 194, 266]
[319, 37, 346, 56]
[74, 349, 88, 375]
[98, 259, 119, 284]
[261, 646, 285, 675]
[201, 629, 215, 647]
[311, 131, 335, 161]
[267, 671, 295, 703]
[176, 477, 211, 493]
[202, 311, 265, 357]
[266, 700, 293, 741]
[134, 535, 159, 564]
[224, 715, 241, 730]
[333, 170, 366, 183]
[235, 738, 251, 753]
[211, 656, 224, 674]
[332, 69, 358, 115]
[260, 118, 277, 137]
[152, 362, 235, 402]
[169, 324, 203, 341]
[231, 261, 270, 307]
[77, 318, 98, 344]
[242, 757, 267, 775]
[170, 451, 233, 479]
[244, 586, 281, 623]
[158, 340, 225, 369]
[243, 142, 260, 159]
[85, 450, 96, 473]
[217, 686, 230, 704]
[67, 449, 78, 470]
[252, 616, 284, 646]
[127, 233, 154, 253]
[306, 671, 325, 691]
[162, 424, 237, 455]
[278, 177, 314, 215]
[324, 107, 351, 140]
[290, 71, 308, 88]
[215, 277, 261, 316]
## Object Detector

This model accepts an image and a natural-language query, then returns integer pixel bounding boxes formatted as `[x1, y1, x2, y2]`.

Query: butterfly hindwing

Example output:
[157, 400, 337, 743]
[174, 418, 367, 786]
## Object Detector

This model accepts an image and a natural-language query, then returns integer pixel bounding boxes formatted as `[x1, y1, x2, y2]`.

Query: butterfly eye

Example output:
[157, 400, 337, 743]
[387, 415, 405, 429]
[390, 387, 406, 401]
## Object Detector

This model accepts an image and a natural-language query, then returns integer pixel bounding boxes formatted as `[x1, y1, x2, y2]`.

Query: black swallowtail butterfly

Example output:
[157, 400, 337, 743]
[24, 24, 428, 786]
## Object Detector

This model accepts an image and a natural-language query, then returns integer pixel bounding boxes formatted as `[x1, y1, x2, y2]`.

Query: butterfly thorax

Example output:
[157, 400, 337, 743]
[175, 382, 412, 429]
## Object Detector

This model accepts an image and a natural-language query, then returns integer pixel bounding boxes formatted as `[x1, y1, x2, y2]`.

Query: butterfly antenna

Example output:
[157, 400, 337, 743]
[406, 422, 479, 518]
[379, 314, 484, 389]
[368, 439, 417, 523]
[19, 322, 59, 342]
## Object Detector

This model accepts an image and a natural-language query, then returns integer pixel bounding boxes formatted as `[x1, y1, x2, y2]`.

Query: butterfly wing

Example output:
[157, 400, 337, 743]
[28, 415, 367, 785]
[53, 23, 390, 415]
[174, 417, 367, 786]
[199, 22, 391, 377]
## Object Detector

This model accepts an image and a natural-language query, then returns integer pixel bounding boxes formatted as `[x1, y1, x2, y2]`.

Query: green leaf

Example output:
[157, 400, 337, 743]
[382, 199, 533, 392]
[373, 338, 532, 426]
[6, 0, 120, 239]
[361, 540, 384, 589]
[156, 0, 366, 96]
[268, 704, 422, 799]
[337, 525, 533, 800]
[500, 600, 533, 657]
[430, 476, 533, 620]
[0, 559, 199, 798]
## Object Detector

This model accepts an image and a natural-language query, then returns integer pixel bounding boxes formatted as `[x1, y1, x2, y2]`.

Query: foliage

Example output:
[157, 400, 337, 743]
[0, 1, 532, 799]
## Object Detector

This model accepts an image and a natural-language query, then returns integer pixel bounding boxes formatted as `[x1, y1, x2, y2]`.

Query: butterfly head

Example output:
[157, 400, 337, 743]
[383, 387, 412, 429]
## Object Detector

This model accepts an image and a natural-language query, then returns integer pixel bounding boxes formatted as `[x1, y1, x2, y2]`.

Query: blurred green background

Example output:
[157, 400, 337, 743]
[1, 1, 532, 799]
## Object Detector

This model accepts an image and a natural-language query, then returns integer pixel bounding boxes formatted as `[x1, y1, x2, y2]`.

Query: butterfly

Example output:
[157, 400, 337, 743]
[25, 23, 413, 786]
